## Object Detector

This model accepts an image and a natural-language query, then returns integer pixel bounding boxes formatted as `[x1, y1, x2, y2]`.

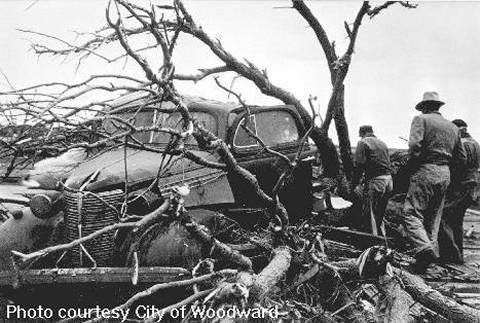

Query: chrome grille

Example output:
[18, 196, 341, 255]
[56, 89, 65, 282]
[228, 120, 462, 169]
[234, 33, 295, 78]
[64, 189, 123, 267]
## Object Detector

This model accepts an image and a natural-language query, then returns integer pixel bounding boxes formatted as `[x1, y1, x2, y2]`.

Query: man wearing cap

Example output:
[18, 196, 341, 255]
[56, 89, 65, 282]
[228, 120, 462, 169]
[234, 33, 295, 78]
[403, 91, 467, 272]
[352, 125, 393, 235]
[438, 119, 480, 263]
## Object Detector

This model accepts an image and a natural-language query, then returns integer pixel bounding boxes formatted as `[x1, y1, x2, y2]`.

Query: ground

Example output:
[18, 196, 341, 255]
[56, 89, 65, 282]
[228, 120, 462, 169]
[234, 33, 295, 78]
[1, 180, 480, 312]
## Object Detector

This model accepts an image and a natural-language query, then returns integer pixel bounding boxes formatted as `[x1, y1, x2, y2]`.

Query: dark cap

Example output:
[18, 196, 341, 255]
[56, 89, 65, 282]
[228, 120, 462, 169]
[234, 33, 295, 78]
[452, 119, 467, 128]
[359, 125, 374, 134]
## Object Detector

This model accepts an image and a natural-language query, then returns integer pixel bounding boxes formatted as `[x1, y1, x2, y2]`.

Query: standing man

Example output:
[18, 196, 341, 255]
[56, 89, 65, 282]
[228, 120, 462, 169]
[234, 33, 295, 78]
[403, 91, 466, 272]
[352, 125, 393, 235]
[439, 119, 480, 263]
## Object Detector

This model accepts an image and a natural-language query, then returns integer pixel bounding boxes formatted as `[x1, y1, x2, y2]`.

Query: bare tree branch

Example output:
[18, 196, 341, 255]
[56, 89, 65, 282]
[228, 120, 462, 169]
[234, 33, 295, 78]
[292, 0, 338, 80]
[174, 66, 231, 82]
[368, 1, 418, 19]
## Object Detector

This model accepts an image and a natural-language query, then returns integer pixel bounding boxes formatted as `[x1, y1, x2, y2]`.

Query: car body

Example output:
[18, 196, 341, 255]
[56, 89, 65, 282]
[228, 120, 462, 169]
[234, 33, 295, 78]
[7, 92, 316, 268]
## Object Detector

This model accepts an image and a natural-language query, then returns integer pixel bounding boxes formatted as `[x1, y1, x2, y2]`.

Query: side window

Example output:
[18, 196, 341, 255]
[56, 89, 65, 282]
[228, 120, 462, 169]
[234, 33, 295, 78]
[233, 115, 258, 147]
[233, 111, 300, 148]
[256, 111, 299, 145]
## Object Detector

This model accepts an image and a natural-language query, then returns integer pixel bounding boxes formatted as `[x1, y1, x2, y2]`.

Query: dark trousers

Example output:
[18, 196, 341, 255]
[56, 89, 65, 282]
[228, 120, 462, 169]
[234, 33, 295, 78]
[438, 182, 476, 264]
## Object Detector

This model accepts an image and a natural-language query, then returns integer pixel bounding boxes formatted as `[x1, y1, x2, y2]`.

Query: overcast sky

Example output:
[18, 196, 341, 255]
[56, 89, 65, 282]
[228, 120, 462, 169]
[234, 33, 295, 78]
[0, 0, 479, 148]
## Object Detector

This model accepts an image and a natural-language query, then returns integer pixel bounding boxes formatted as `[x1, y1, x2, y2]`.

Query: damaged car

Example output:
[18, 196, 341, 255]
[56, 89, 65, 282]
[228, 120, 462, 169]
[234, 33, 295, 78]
[0, 92, 316, 279]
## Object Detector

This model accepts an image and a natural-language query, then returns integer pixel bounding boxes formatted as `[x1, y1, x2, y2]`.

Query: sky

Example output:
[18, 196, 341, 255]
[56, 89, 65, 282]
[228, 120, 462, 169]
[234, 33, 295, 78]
[0, 0, 479, 148]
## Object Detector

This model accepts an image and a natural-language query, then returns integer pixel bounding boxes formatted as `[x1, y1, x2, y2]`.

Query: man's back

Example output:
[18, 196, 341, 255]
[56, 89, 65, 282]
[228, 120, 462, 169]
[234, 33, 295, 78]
[356, 135, 391, 179]
[409, 112, 464, 166]
[463, 135, 480, 170]
[458, 134, 480, 183]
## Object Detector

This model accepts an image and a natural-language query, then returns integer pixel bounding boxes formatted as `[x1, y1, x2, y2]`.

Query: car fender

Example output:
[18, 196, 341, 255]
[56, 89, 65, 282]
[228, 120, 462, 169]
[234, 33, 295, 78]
[0, 207, 62, 271]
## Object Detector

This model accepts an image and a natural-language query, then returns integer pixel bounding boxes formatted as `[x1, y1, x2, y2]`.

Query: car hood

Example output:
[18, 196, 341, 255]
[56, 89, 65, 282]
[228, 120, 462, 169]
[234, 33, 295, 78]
[64, 147, 220, 192]
[24, 148, 88, 190]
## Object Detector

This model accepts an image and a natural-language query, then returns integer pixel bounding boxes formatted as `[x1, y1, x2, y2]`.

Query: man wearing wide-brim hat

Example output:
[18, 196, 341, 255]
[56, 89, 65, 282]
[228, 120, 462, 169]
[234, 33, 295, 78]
[403, 91, 467, 272]
[414, 91, 445, 111]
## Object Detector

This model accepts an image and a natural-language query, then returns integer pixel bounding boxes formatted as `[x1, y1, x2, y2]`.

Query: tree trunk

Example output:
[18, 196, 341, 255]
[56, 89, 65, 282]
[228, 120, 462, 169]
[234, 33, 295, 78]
[375, 275, 415, 323]
[310, 128, 341, 178]
[332, 86, 354, 180]
[393, 267, 480, 322]
[249, 246, 291, 302]
[234, 247, 292, 303]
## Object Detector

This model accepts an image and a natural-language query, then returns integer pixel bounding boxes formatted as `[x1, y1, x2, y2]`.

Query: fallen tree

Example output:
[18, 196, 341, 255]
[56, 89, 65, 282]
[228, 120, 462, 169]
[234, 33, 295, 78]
[241, 246, 291, 303]
[375, 275, 416, 323]
[1, 1, 480, 322]
[392, 267, 480, 323]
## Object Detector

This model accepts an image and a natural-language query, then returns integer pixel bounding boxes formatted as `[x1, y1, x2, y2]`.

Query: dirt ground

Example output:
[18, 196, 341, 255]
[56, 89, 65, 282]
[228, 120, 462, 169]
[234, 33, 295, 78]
[1, 182, 480, 311]
[464, 209, 480, 265]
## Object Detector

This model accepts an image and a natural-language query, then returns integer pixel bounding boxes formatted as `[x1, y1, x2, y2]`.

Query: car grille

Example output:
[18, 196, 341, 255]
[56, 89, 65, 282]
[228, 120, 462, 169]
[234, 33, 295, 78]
[64, 189, 123, 267]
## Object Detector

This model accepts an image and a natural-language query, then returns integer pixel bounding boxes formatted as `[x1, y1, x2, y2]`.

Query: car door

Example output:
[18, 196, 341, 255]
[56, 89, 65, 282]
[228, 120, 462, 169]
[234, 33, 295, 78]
[227, 107, 314, 221]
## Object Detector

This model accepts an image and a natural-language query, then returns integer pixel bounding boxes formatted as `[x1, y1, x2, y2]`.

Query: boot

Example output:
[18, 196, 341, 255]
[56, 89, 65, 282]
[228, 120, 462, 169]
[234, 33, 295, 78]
[411, 248, 438, 274]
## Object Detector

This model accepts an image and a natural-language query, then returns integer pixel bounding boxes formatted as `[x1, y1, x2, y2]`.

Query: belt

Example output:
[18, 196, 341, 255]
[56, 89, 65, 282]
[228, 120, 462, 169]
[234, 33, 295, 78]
[371, 174, 392, 181]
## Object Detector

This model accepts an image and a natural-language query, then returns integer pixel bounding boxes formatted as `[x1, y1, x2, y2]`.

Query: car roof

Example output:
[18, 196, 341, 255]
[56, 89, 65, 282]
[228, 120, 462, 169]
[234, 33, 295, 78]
[106, 91, 241, 115]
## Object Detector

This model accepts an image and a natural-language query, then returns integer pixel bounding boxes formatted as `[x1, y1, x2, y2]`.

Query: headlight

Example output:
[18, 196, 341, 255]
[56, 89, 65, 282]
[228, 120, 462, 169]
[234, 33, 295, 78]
[30, 192, 63, 219]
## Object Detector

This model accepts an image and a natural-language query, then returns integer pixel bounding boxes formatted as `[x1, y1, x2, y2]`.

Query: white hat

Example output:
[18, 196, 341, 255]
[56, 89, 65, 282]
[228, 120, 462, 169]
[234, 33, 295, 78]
[415, 91, 445, 110]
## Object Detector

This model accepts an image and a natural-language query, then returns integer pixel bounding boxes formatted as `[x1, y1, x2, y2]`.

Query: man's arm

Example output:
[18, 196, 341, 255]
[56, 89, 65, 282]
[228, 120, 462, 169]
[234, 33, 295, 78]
[406, 116, 424, 171]
[473, 140, 480, 170]
[352, 141, 367, 187]
[408, 116, 424, 156]
[452, 132, 467, 168]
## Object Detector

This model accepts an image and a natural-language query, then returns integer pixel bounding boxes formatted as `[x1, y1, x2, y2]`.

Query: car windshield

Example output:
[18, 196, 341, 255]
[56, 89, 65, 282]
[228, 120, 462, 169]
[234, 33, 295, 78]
[102, 110, 217, 146]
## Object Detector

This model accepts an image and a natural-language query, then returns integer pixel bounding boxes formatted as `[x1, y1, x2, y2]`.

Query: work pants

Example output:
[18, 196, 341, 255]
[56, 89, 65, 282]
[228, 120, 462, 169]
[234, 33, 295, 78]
[403, 164, 450, 258]
[363, 175, 393, 235]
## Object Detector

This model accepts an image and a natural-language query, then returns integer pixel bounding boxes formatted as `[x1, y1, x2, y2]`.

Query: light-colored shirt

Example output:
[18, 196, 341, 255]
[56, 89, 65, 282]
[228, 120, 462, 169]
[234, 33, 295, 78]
[408, 111, 466, 166]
